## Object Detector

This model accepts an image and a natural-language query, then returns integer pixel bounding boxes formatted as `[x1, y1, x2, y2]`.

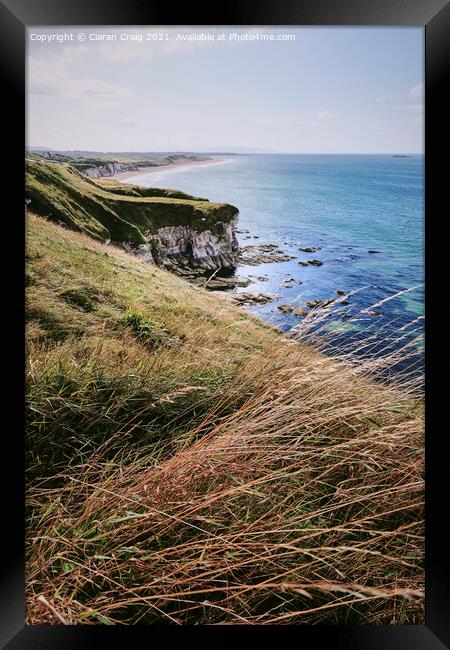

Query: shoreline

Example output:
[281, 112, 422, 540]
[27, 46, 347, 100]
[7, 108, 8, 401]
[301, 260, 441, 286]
[112, 157, 231, 181]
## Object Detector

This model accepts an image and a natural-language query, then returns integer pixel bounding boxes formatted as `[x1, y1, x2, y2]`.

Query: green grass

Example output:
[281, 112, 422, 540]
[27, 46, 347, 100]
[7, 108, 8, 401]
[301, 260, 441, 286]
[26, 214, 424, 625]
[26, 159, 238, 245]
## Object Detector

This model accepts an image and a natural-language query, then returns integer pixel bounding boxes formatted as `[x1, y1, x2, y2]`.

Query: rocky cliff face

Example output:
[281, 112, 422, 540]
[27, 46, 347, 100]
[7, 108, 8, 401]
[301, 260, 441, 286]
[122, 216, 239, 274]
[84, 161, 140, 178]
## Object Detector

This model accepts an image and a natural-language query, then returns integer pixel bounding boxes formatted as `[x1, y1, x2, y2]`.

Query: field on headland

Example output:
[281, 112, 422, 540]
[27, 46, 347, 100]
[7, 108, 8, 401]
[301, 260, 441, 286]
[26, 212, 424, 625]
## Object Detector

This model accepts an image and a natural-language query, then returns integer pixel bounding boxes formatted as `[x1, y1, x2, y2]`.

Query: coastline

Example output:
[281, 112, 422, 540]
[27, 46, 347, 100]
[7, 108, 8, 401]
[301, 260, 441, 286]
[113, 157, 231, 181]
[106, 153, 423, 378]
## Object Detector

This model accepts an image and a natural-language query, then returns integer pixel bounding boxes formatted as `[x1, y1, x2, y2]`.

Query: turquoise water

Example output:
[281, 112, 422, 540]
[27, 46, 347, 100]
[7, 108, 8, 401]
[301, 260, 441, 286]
[127, 154, 424, 374]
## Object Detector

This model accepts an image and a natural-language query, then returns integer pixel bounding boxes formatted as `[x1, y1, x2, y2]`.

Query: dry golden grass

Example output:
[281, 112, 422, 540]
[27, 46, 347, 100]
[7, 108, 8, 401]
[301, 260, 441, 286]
[26, 214, 424, 625]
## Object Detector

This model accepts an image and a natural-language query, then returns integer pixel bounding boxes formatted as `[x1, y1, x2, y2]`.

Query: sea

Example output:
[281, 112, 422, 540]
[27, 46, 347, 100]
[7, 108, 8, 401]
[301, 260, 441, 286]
[124, 154, 424, 379]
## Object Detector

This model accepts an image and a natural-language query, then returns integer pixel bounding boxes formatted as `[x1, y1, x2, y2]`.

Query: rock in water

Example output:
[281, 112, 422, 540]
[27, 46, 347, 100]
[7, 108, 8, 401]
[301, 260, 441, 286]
[277, 304, 308, 316]
[306, 299, 333, 309]
[299, 259, 323, 267]
[239, 244, 296, 265]
[277, 304, 293, 313]
[230, 292, 279, 306]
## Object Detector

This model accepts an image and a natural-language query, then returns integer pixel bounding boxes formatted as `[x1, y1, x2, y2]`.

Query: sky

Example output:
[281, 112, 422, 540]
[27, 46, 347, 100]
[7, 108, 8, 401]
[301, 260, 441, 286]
[27, 27, 424, 154]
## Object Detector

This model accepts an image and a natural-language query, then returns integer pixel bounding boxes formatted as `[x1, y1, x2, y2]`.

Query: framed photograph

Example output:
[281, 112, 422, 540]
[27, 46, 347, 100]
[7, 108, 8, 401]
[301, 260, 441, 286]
[1, 0, 448, 646]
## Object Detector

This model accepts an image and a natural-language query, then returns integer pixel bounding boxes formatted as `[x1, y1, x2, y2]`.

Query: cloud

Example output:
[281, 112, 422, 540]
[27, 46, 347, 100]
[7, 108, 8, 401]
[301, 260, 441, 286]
[409, 82, 424, 98]
[28, 54, 133, 99]
[103, 42, 209, 62]
[30, 76, 133, 99]
[318, 110, 334, 122]
[376, 90, 423, 114]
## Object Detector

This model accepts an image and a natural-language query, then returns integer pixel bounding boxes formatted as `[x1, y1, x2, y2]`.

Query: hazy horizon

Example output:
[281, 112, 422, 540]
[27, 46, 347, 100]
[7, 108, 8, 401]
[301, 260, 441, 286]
[27, 27, 424, 154]
[27, 147, 424, 156]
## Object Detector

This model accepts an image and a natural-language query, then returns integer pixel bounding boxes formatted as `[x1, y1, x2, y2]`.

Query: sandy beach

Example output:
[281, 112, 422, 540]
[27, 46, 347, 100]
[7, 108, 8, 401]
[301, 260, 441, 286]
[113, 157, 231, 181]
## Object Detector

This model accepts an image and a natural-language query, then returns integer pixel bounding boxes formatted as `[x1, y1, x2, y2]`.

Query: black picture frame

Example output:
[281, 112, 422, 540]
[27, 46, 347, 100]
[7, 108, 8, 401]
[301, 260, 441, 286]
[1, 0, 448, 647]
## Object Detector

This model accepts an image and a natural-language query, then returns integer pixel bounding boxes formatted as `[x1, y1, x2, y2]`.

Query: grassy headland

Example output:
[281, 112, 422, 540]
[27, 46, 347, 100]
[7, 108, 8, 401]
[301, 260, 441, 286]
[26, 160, 238, 244]
[26, 213, 424, 625]
[26, 150, 211, 175]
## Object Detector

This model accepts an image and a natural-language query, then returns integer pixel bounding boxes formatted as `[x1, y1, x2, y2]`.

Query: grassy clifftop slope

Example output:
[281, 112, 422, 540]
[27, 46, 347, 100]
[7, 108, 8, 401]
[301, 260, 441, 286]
[27, 150, 211, 173]
[26, 160, 238, 244]
[26, 213, 423, 625]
